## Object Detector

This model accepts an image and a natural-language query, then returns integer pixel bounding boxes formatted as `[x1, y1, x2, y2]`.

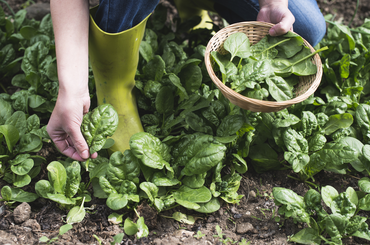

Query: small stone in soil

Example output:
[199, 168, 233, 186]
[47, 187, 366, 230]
[233, 213, 242, 219]
[13, 202, 31, 224]
[236, 222, 254, 234]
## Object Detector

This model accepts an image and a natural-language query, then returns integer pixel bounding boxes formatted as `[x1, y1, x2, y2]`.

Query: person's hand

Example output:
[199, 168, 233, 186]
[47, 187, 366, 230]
[47, 91, 97, 161]
[257, 0, 295, 36]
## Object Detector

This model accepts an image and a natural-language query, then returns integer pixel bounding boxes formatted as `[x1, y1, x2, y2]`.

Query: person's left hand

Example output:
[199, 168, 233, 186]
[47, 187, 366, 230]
[257, 1, 295, 36]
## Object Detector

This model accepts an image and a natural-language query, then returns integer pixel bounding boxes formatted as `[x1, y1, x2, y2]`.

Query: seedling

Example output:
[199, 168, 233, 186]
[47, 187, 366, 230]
[93, 235, 102, 245]
[194, 230, 206, 239]
[239, 238, 251, 245]
[39, 224, 73, 244]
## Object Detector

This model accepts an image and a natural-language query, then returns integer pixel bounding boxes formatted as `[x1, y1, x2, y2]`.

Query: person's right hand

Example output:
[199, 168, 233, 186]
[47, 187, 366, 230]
[47, 91, 97, 161]
[257, 0, 295, 36]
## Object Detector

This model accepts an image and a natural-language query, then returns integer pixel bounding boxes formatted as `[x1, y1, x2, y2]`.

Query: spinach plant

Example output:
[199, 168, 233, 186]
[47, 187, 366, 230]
[0, 106, 47, 188]
[273, 182, 370, 244]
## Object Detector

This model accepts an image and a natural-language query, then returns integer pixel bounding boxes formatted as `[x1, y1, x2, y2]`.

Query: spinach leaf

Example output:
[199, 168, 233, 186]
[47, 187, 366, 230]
[179, 134, 227, 177]
[223, 32, 251, 61]
[81, 104, 119, 154]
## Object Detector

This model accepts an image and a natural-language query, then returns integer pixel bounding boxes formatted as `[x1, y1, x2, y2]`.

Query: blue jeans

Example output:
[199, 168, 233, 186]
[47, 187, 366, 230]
[94, 0, 326, 46]
[94, 0, 160, 33]
[213, 0, 326, 46]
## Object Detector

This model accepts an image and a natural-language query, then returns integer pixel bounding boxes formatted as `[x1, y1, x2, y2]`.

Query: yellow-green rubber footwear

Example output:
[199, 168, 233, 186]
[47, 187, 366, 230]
[89, 6, 149, 153]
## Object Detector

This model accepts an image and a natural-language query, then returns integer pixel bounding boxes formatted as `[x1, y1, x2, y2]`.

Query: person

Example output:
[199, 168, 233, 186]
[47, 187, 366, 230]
[47, 0, 326, 161]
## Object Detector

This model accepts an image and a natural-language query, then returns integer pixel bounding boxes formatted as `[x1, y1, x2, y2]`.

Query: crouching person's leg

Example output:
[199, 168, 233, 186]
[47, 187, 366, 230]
[89, 0, 159, 153]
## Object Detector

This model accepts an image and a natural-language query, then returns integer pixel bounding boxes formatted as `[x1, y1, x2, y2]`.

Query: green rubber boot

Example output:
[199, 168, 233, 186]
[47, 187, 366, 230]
[174, 0, 215, 30]
[89, 7, 149, 153]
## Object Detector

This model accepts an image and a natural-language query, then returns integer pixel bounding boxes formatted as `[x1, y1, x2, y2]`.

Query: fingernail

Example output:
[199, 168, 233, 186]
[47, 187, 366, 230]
[81, 150, 89, 159]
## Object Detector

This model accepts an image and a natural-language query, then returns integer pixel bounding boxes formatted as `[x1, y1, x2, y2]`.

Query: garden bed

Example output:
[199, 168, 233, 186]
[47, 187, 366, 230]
[1, 0, 370, 245]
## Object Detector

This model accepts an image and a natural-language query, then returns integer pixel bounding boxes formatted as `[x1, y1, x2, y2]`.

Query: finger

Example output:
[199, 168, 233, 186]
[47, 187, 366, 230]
[53, 137, 86, 161]
[269, 14, 295, 36]
[91, 152, 98, 159]
[67, 128, 90, 160]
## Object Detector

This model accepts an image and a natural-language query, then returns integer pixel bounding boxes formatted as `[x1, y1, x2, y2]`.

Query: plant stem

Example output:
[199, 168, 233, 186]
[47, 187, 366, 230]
[85, 158, 90, 171]
[0, 82, 7, 93]
[0, 0, 15, 16]
[348, 0, 360, 27]
[280, 46, 329, 71]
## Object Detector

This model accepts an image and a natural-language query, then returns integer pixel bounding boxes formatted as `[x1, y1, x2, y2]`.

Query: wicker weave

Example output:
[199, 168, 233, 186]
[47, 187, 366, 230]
[204, 21, 323, 112]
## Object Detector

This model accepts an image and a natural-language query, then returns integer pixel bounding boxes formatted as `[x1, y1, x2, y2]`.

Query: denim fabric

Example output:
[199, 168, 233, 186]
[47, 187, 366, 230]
[94, 0, 159, 33]
[94, 0, 326, 46]
[213, 0, 326, 46]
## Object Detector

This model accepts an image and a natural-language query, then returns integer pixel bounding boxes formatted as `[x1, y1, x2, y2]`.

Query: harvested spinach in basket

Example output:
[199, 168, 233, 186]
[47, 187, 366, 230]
[211, 32, 328, 101]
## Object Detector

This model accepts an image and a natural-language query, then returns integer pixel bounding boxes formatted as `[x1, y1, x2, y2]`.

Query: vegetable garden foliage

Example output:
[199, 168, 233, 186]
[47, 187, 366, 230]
[273, 177, 370, 244]
[1, 2, 370, 243]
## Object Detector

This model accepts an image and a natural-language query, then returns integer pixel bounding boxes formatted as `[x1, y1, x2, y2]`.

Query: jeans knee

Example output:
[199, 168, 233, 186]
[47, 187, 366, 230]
[295, 14, 327, 47]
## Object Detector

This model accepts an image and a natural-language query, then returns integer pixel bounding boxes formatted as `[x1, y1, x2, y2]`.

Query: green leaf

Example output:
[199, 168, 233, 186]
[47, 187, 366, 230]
[173, 185, 212, 204]
[13, 174, 31, 188]
[130, 132, 172, 173]
[196, 197, 221, 213]
[65, 161, 81, 198]
[273, 187, 305, 209]
[0, 125, 19, 152]
[155, 86, 174, 114]
[284, 151, 310, 173]
[99, 176, 118, 196]
[321, 185, 339, 209]
[35, 180, 53, 199]
[108, 213, 124, 225]
[81, 104, 119, 154]
[11, 188, 38, 202]
[170, 212, 196, 224]
[47, 161, 67, 194]
[47, 193, 75, 205]
[179, 134, 226, 176]
[107, 150, 140, 185]
[11, 158, 33, 175]
[359, 194, 370, 211]
[0, 98, 13, 124]
[182, 173, 207, 189]
[139, 182, 158, 203]
[249, 143, 282, 173]
[266, 76, 293, 101]
[143, 55, 165, 81]
[124, 218, 138, 236]
[318, 141, 359, 165]
[136, 217, 149, 239]
[283, 128, 309, 153]
[1, 186, 12, 201]
[139, 40, 153, 62]
[111, 233, 125, 245]
[359, 177, 370, 193]
[323, 113, 353, 135]
[18, 133, 42, 153]
[356, 104, 370, 139]
[268, 32, 304, 58]
[224, 32, 251, 61]
[178, 65, 202, 94]
[19, 26, 38, 40]
[106, 193, 128, 210]
[289, 227, 321, 245]
[59, 224, 73, 235]
[232, 153, 248, 174]
[66, 205, 86, 224]
[216, 114, 244, 137]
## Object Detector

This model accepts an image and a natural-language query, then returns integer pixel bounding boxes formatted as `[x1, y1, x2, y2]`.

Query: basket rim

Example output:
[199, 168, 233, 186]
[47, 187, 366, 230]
[204, 21, 323, 109]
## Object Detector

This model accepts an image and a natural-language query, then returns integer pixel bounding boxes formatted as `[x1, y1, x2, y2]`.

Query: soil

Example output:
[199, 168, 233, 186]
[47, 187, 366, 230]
[1, 1, 370, 245]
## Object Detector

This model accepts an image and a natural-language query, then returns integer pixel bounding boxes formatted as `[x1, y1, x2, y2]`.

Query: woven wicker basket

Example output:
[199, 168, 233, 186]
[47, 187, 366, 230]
[204, 21, 323, 112]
